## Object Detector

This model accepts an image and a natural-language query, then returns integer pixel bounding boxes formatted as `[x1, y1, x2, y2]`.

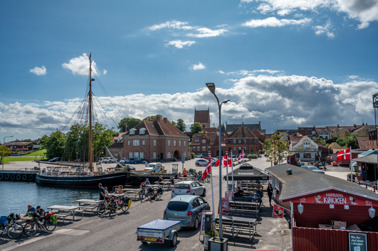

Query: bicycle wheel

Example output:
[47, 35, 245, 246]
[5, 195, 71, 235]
[45, 221, 57, 231]
[7, 223, 23, 239]
[97, 202, 106, 216]
[23, 222, 37, 236]
[155, 192, 162, 200]
[121, 200, 129, 212]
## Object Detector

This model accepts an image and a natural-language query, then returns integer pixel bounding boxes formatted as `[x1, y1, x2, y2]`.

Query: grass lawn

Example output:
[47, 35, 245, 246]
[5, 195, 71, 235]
[4, 156, 43, 164]
[24, 149, 46, 156]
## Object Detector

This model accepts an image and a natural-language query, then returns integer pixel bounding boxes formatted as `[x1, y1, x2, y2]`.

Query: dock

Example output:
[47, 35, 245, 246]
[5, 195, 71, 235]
[0, 170, 39, 182]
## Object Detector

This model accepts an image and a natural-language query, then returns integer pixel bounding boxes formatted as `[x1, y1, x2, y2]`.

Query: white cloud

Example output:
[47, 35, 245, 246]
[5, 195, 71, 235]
[62, 53, 99, 76]
[248, 0, 378, 29]
[242, 17, 311, 28]
[2, 73, 377, 140]
[348, 75, 359, 79]
[29, 66, 47, 76]
[148, 20, 193, 31]
[191, 62, 206, 70]
[187, 27, 228, 38]
[166, 40, 196, 49]
[219, 69, 282, 76]
[314, 21, 335, 38]
[103, 69, 107, 75]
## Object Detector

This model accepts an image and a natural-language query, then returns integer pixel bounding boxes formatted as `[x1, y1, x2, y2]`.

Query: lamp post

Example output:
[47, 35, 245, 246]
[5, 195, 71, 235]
[206, 82, 229, 239]
[2, 135, 13, 170]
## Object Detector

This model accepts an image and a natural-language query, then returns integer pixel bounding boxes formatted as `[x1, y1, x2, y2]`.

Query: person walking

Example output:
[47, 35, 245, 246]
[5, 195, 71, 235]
[267, 183, 273, 207]
[98, 183, 106, 200]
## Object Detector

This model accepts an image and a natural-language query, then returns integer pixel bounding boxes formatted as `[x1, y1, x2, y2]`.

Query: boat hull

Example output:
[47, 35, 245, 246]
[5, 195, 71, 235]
[36, 172, 129, 189]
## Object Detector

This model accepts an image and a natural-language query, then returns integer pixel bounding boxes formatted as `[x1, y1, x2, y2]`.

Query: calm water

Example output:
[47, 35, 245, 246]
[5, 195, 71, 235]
[0, 182, 98, 216]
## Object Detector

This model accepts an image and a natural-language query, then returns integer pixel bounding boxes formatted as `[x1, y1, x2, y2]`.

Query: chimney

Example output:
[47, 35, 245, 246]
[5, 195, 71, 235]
[163, 117, 167, 122]
[286, 169, 293, 175]
[337, 124, 340, 128]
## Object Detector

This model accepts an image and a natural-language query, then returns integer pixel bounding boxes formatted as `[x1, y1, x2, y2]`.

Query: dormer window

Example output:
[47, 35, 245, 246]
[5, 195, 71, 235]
[139, 128, 146, 135]
[130, 128, 136, 135]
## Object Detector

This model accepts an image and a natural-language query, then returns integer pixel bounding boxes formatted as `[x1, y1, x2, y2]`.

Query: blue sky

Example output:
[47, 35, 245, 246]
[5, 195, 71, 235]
[1, 0, 378, 140]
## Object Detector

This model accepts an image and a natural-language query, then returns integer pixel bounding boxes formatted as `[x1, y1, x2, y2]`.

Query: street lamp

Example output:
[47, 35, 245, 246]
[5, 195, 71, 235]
[206, 82, 229, 239]
[2, 135, 13, 170]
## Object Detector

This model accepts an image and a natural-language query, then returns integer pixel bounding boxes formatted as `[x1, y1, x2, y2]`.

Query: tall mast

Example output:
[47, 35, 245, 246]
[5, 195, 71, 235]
[88, 54, 93, 172]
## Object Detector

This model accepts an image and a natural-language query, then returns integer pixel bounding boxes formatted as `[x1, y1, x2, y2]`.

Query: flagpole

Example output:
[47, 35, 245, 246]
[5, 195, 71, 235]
[209, 153, 215, 221]
[231, 151, 234, 194]
[226, 151, 229, 192]
[350, 146, 353, 182]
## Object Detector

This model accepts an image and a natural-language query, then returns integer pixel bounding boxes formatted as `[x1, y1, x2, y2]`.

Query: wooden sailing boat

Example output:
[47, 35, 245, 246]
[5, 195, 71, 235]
[36, 54, 129, 188]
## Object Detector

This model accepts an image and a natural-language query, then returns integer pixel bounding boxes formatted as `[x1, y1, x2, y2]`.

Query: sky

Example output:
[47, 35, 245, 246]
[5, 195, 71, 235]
[1, 0, 378, 141]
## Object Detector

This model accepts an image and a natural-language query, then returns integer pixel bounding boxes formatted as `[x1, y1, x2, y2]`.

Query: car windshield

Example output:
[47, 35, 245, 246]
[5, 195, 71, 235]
[167, 202, 189, 211]
[175, 184, 189, 189]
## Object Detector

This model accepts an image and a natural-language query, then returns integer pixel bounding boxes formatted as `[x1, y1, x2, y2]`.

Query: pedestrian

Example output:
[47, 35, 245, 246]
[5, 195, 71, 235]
[183, 168, 188, 177]
[98, 183, 106, 200]
[267, 183, 273, 207]
[170, 176, 174, 185]
[145, 178, 150, 185]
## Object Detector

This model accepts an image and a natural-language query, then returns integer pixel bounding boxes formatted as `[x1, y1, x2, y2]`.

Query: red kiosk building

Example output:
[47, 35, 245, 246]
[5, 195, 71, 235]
[267, 164, 378, 251]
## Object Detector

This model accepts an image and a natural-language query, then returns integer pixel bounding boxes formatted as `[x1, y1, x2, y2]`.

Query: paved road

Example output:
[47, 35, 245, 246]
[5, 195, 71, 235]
[1, 158, 291, 251]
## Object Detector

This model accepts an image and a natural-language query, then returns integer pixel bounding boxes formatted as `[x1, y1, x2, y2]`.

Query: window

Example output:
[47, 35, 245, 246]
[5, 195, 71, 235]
[153, 152, 156, 159]
[193, 146, 196, 151]
[233, 147, 236, 151]
[142, 140, 145, 146]
[183, 152, 186, 157]
[128, 141, 131, 146]
[167, 152, 171, 158]
[129, 152, 133, 158]
[130, 128, 136, 135]
[233, 139, 236, 144]
[184, 141, 186, 146]
[197, 146, 200, 151]
[243, 139, 246, 144]
[139, 128, 146, 135]
[238, 139, 241, 144]
[174, 140, 176, 147]
[202, 139, 206, 144]
[133, 140, 140, 146]
[153, 140, 156, 146]
[140, 152, 144, 159]
[179, 141, 181, 146]
[304, 153, 311, 158]
[168, 140, 171, 146]
[134, 152, 139, 158]
[202, 146, 206, 151]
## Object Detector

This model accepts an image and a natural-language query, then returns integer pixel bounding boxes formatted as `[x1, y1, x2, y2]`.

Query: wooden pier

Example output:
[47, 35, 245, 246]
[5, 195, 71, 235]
[0, 170, 39, 182]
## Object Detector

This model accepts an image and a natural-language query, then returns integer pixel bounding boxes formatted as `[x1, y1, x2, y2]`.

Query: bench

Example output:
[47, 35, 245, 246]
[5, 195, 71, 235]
[56, 213, 69, 222]
[78, 205, 98, 214]
[215, 216, 256, 241]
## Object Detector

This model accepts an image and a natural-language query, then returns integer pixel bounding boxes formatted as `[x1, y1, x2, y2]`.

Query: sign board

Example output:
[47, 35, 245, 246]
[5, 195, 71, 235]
[349, 232, 367, 251]
[272, 204, 284, 218]
[200, 210, 211, 235]
[181, 156, 185, 163]
[221, 198, 229, 213]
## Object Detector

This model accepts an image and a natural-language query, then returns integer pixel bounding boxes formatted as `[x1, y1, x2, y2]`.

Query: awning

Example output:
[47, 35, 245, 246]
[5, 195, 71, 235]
[223, 163, 269, 181]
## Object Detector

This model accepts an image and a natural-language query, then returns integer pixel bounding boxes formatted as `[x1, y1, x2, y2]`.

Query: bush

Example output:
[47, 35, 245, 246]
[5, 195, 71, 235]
[247, 154, 259, 159]
[191, 152, 195, 159]
[189, 168, 196, 173]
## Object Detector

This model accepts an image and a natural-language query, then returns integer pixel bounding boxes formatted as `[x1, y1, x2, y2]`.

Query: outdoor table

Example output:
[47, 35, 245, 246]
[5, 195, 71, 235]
[224, 201, 261, 217]
[47, 205, 81, 221]
[76, 199, 102, 214]
[215, 215, 257, 241]
[229, 201, 260, 210]
[124, 188, 143, 200]
[108, 193, 126, 197]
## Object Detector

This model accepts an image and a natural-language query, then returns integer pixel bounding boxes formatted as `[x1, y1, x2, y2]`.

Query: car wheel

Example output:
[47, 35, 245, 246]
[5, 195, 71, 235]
[170, 232, 178, 247]
[202, 189, 206, 197]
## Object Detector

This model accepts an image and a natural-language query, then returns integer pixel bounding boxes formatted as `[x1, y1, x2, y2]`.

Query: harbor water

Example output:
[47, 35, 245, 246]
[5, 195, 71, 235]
[0, 182, 98, 216]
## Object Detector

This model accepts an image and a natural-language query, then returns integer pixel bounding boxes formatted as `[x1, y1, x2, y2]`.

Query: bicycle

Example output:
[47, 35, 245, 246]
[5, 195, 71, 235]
[23, 212, 57, 237]
[118, 196, 132, 212]
[0, 213, 23, 239]
[98, 196, 119, 216]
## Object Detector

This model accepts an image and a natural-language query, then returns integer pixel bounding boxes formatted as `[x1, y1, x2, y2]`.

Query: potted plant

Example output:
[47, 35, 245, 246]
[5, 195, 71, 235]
[208, 235, 228, 251]
[204, 230, 218, 250]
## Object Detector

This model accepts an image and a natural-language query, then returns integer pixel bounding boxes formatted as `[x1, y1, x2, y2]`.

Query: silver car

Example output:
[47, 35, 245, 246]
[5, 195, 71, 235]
[171, 181, 206, 198]
[163, 195, 210, 229]
[195, 159, 208, 166]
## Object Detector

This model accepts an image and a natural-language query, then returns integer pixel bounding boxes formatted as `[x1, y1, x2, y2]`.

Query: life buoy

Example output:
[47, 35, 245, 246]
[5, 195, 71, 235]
[16, 174, 21, 181]
[10, 174, 15, 181]
[22, 174, 28, 181]
[4, 174, 10, 180]
[28, 175, 34, 181]
[0, 174, 3, 180]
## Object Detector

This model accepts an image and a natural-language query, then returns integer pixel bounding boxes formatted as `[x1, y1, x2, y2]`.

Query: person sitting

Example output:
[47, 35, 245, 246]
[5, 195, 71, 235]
[25, 204, 35, 217]
[183, 168, 188, 177]
[35, 206, 45, 224]
[118, 185, 123, 194]
[234, 187, 244, 197]
[145, 178, 151, 185]
[251, 193, 259, 203]
[104, 187, 109, 197]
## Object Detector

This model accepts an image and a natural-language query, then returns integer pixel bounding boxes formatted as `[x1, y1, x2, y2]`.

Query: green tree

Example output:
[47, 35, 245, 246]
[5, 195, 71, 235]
[263, 132, 290, 166]
[39, 135, 49, 149]
[315, 137, 327, 146]
[336, 137, 346, 147]
[143, 114, 163, 121]
[326, 137, 338, 144]
[0, 145, 12, 164]
[190, 122, 203, 134]
[172, 118, 186, 132]
[118, 118, 142, 132]
[45, 131, 66, 159]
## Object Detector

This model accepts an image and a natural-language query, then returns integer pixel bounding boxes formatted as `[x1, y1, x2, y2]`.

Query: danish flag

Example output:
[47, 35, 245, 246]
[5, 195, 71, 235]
[237, 151, 244, 161]
[214, 155, 227, 167]
[337, 148, 351, 161]
[202, 159, 212, 179]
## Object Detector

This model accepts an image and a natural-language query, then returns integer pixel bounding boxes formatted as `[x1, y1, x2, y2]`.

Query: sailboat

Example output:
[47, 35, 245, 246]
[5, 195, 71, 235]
[35, 54, 130, 188]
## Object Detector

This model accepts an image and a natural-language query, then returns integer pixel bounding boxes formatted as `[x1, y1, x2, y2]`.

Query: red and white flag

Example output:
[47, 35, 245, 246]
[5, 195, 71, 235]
[237, 151, 244, 161]
[223, 155, 228, 167]
[228, 155, 232, 167]
[202, 159, 212, 179]
[337, 148, 351, 161]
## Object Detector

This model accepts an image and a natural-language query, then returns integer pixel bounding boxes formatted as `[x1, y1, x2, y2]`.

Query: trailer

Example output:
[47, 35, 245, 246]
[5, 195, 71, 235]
[137, 219, 181, 247]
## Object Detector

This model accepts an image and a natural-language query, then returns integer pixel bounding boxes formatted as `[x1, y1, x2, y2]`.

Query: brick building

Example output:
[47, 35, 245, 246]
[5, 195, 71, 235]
[122, 117, 189, 161]
[225, 125, 264, 155]
[194, 109, 210, 128]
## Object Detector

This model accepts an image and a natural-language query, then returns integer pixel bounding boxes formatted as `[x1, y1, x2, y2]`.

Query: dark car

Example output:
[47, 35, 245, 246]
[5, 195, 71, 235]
[163, 195, 210, 229]
[129, 158, 143, 164]
[48, 157, 61, 162]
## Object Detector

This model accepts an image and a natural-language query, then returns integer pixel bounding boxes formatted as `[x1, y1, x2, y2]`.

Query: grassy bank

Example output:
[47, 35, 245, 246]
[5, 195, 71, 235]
[3, 149, 47, 164]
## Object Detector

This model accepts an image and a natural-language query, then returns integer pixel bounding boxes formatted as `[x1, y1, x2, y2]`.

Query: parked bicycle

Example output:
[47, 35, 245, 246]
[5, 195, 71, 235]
[23, 211, 57, 236]
[0, 213, 23, 239]
[118, 196, 132, 212]
[97, 196, 119, 216]
[141, 186, 163, 201]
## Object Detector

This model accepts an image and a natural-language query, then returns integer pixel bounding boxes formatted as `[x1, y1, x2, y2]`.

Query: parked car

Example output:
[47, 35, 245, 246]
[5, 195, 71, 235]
[194, 154, 203, 158]
[144, 162, 163, 171]
[195, 159, 208, 167]
[48, 157, 60, 162]
[301, 165, 325, 174]
[99, 157, 110, 163]
[119, 158, 129, 164]
[171, 181, 206, 198]
[129, 158, 143, 164]
[163, 195, 210, 229]
[116, 163, 135, 170]
[108, 157, 116, 163]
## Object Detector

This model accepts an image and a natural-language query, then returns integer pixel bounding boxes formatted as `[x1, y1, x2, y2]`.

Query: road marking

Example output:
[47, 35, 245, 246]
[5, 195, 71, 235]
[2, 229, 90, 251]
